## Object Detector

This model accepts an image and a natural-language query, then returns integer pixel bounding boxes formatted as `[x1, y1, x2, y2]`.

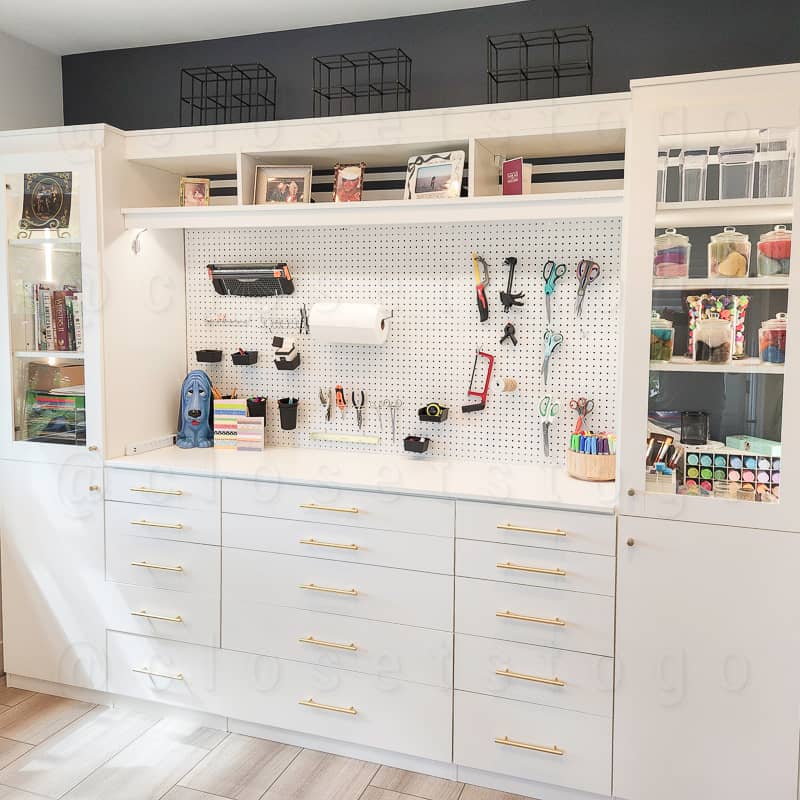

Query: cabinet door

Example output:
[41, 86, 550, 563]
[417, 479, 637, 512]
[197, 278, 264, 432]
[614, 516, 800, 800]
[0, 458, 106, 690]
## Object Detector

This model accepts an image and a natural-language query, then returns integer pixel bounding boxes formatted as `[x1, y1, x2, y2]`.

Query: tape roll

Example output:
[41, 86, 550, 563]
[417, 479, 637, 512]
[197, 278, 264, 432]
[495, 377, 518, 393]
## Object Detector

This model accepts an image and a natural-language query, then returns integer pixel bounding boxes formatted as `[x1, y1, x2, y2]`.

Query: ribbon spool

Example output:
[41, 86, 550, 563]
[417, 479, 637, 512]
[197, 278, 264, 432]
[495, 377, 518, 393]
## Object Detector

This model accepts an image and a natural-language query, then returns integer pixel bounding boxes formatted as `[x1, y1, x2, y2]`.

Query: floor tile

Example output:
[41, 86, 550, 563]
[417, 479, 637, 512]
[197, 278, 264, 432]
[0, 740, 32, 771]
[180, 734, 299, 800]
[162, 787, 233, 800]
[0, 680, 34, 709]
[459, 786, 534, 800]
[371, 766, 463, 800]
[0, 695, 94, 745]
[0, 785, 52, 799]
[0, 705, 157, 798]
[361, 789, 414, 800]
[261, 749, 378, 800]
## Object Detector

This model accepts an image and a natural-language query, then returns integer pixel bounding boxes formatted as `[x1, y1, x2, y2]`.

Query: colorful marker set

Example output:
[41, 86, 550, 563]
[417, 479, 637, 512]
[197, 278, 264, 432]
[570, 432, 616, 455]
[683, 449, 781, 499]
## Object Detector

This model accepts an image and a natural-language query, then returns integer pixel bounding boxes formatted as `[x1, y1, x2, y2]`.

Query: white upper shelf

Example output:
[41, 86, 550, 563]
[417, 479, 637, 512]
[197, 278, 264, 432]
[653, 276, 790, 290]
[655, 197, 793, 228]
[122, 191, 625, 231]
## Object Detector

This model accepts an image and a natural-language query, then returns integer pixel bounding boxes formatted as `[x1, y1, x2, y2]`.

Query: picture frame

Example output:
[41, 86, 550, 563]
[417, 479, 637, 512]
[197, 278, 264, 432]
[333, 162, 366, 203]
[18, 172, 72, 237]
[404, 151, 465, 200]
[179, 177, 210, 207]
[254, 165, 313, 205]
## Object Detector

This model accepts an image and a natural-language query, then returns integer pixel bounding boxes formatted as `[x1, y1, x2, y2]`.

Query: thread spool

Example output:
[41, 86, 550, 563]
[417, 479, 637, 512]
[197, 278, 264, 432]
[495, 377, 518, 392]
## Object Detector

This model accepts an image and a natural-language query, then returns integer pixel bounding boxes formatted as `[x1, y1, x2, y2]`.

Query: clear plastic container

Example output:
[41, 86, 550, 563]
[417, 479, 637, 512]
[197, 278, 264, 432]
[656, 148, 669, 203]
[653, 228, 691, 278]
[757, 225, 791, 276]
[694, 313, 732, 363]
[718, 144, 756, 200]
[759, 312, 788, 364]
[758, 128, 796, 198]
[650, 312, 674, 361]
[679, 147, 709, 202]
[708, 226, 750, 277]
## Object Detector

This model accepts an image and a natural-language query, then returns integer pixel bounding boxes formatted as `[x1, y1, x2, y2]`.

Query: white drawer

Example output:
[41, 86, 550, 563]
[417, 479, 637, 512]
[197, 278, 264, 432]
[454, 690, 612, 796]
[106, 468, 220, 512]
[222, 479, 454, 537]
[456, 501, 615, 556]
[224, 548, 453, 631]
[455, 577, 613, 656]
[217, 648, 452, 762]
[107, 583, 220, 647]
[108, 631, 221, 713]
[106, 533, 220, 595]
[455, 634, 612, 717]
[456, 539, 614, 596]
[223, 600, 453, 688]
[223, 513, 453, 573]
[106, 499, 220, 546]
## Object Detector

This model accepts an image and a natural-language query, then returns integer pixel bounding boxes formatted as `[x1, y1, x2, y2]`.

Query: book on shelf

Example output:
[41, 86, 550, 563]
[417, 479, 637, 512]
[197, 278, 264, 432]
[21, 283, 83, 354]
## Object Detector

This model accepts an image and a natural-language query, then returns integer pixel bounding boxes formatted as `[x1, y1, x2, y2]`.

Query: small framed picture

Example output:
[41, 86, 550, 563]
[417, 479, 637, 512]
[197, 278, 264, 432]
[254, 165, 313, 204]
[333, 162, 366, 203]
[179, 177, 210, 207]
[19, 172, 72, 234]
[405, 151, 465, 200]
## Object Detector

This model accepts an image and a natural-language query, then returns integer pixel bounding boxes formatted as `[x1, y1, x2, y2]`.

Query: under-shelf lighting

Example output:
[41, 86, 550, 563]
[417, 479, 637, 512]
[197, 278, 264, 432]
[132, 228, 147, 256]
[43, 242, 54, 283]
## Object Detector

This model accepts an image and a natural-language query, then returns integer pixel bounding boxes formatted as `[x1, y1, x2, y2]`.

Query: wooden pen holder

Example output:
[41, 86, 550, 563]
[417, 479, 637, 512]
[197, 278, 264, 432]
[566, 450, 616, 482]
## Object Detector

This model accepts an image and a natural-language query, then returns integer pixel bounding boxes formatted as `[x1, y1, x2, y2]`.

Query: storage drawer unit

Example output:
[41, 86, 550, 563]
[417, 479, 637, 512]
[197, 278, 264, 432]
[106, 499, 221, 545]
[106, 469, 220, 512]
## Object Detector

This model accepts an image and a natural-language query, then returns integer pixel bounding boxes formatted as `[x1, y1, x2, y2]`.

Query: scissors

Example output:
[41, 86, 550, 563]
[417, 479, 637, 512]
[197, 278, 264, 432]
[542, 260, 567, 324]
[539, 396, 559, 457]
[569, 396, 595, 433]
[541, 328, 563, 385]
[575, 259, 600, 316]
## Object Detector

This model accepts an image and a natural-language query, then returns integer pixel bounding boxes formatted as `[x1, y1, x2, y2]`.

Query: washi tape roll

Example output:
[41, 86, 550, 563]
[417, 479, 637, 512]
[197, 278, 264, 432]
[687, 467, 699, 478]
[687, 453, 699, 466]
[700, 480, 712, 491]
[700, 467, 713, 480]
[495, 377, 518, 392]
[772, 471, 781, 485]
[728, 469, 740, 481]
[700, 455, 713, 467]
[686, 479, 697, 488]
[730, 456, 743, 469]
[742, 482, 755, 492]
[773, 458, 781, 470]
[756, 484, 769, 495]
[744, 457, 757, 470]
[757, 470, 770, 483]
[714, 469, 727, 480]
[742, 470, 755, 483]
[758, 458, 771, 470]
[714, 455, 727, 467]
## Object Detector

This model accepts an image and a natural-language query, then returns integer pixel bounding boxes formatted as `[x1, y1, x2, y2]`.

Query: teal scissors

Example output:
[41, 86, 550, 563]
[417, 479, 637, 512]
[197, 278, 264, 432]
[542, 328, 563, 385]
[539, 396, 559, 457]
[575, 259, 600, 316]
[542, 260, 567, 324]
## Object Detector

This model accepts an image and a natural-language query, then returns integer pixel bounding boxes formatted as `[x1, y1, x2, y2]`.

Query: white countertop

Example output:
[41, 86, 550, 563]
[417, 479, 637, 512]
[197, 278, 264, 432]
[105, 446, 617, 515]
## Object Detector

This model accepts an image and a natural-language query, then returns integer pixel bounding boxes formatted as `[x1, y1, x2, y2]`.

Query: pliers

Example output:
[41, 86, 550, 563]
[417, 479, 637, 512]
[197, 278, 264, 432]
[352, 390, 365, 429]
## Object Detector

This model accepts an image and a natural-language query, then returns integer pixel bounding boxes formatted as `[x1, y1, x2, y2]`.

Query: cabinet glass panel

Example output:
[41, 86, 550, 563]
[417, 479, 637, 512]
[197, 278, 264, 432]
[4, 172, 85, 446]
[645, 131, 796, 502]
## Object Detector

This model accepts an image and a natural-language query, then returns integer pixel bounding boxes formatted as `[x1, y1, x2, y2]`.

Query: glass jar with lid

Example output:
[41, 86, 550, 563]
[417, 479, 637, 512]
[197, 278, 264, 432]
[759, 313, 788, 363]
[693, 312, 732, 363]
[650, 312, 674, 361]
[708, 226, 751, 278]
[653, 228, 691, 278]
[757, 225, 791, 276]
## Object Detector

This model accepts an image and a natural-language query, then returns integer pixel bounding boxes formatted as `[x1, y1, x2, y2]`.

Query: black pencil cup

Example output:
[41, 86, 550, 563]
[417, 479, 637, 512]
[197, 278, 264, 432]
[404, 435, 431, 453]
[232, 350, 258, 365]
[196, 349, 222, 362]
[278, 398, 299, 430]
[247, 398, 267, 418]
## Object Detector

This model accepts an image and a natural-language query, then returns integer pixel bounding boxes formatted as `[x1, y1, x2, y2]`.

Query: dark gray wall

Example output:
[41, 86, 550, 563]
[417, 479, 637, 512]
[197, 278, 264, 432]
[61, 0, 800, 130]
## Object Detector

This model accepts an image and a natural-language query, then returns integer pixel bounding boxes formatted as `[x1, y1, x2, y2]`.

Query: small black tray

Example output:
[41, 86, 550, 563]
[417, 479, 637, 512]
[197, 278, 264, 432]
[275, 352, 300, 370]
[418, 404, 449, 423]
[404, 435, 431, 454]
[196, 349, 222, 362]
[231, 350, 258, 365]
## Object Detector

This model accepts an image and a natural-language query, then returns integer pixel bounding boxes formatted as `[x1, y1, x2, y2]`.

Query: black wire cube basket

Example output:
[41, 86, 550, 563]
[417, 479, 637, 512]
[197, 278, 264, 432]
[180, 63, 277, 126]
[487, 26, 593, 103]
[313, 49, 411, 117]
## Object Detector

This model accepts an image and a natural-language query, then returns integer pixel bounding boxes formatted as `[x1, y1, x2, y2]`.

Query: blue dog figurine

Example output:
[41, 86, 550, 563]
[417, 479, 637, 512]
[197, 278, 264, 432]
[176, 370, 214, 448]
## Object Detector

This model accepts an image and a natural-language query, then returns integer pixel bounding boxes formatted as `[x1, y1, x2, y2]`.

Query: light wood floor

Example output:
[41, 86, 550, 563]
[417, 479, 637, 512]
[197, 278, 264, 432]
[0, 679, 534, 800]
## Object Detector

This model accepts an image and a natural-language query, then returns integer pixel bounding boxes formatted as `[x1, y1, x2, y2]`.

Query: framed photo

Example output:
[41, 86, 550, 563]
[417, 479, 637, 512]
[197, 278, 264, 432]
[333, 162, 366, 203]
[254, 165, 313, 204]
[405, 151, 465, 200]
[179, 177, 210, 207]
[19, 172, 72, 235]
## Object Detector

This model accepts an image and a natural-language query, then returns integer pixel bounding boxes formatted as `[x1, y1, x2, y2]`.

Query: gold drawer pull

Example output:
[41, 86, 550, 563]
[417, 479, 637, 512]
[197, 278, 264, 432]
[130, 520, 184, 530]
[130, 561, 184, 573]
[299, 698, 357, 715]
[130, 486, 184, 496]
[300, 503, 359, 514]
[131, 609, 183, 623]
[496, 668, 565, 687]
[495, 736, 564, 756]
[300, 636, 358, 651]
[497, 610, 565, 626]
[496, 562, 566, 577]
[497, 523, 566, 537]
[300, 538, 359, 551]
[132, 666, 184, 681]
[300, 583, 358, 596]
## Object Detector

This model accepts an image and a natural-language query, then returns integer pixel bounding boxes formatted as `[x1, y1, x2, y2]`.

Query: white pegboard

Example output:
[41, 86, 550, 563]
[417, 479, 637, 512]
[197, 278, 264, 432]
[184, 218, 621, 465]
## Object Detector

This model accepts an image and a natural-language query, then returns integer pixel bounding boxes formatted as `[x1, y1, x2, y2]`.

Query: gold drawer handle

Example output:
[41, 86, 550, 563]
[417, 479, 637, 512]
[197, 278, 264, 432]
[495, 736, 564, 756]
[131, 609, 183, 623]
[300, 583, 358, 596]
[132, 666, 184, 681]
[299, 698, 357, 715]
[497, 610, 565, 626]
[300, 538, 359, 551]
[130, 560, 184, 573]
[299, 636, 358, 652]
[497, 523, 566, 537]
[496, 562, 566, 577]
[130, 520, 184, 530]
[496, 668, 565, 687]
[300, 503, 359, 514]
[130, 486, 184, 496]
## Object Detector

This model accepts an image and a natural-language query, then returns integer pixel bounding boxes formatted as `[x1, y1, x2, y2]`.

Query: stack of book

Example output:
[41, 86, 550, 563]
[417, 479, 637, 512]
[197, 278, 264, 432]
[22, 283, 83, 352]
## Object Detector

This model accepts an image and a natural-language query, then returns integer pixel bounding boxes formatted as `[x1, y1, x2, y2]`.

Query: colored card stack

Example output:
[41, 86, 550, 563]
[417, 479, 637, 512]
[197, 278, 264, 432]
[237, 416, 265, 451]
[683, 450, 781, 500]
[213, 398, 247, 449]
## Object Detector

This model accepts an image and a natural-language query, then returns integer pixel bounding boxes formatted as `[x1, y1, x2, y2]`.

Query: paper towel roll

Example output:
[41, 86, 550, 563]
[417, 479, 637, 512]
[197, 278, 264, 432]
[309, 302, 391, 345]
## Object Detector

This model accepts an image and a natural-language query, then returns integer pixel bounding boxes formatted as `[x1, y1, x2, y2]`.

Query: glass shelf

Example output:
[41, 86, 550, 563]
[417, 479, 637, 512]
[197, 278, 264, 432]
[14, 350, 84, 359]
[653, 276, 790, 290]
[7, 239, 82, 254]
[650, 356, 784, 374]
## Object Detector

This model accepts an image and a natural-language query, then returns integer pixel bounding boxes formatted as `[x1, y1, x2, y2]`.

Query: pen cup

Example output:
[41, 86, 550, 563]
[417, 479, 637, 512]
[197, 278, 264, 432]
[566, 450, 616, 482]
[278, 398, 299, 430]
[247, 398, 267, 418]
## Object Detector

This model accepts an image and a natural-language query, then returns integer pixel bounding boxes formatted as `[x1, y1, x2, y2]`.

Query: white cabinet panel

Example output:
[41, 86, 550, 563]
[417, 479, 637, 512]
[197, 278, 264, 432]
[106, 499, 220, 545]
[105, 468, 220, 512]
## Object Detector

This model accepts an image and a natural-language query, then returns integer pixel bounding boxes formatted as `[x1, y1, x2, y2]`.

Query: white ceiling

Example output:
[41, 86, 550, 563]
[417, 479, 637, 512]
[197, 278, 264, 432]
[0, 0, 520, 55]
